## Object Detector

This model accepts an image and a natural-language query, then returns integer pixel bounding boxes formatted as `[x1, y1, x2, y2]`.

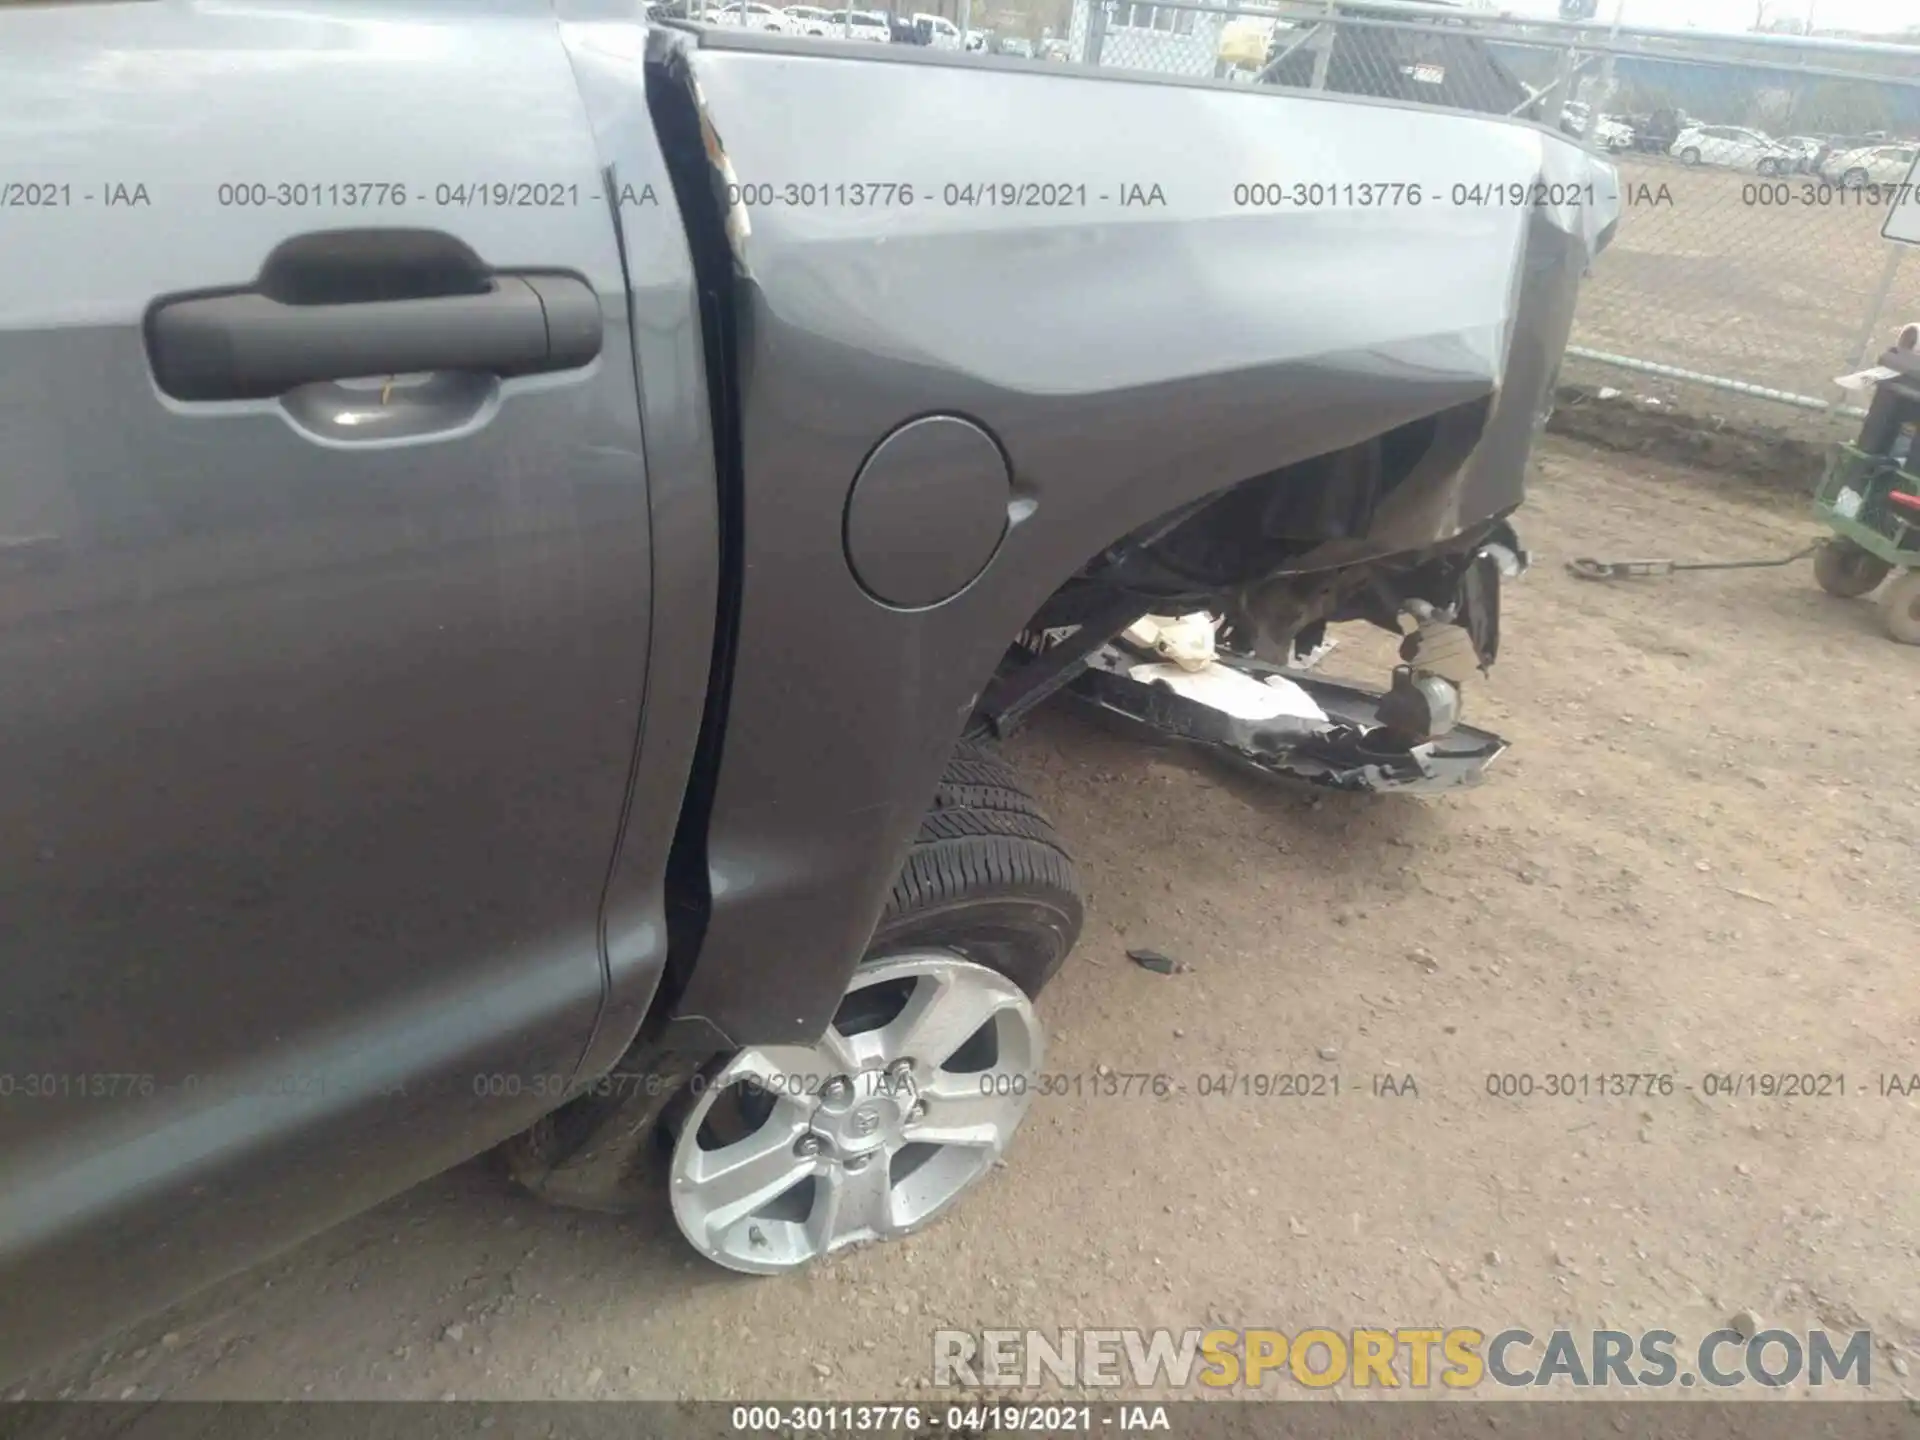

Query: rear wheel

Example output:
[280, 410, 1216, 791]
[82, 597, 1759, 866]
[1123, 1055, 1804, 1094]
[873, 741, 1083, 999]
[665, 741, 1082, 1272]
[1843, 167, 1870, 188]
[1882, 570, 1920, 645]
[1814, 537, 1891, 598]
[1756, 156, 1780, 176]
[1681, 147, 1702, 165]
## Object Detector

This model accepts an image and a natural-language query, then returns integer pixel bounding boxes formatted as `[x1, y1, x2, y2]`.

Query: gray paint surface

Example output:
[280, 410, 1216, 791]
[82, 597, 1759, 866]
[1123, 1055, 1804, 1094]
[0, 0, 692, 1375]
[666, 32, 1617, 1047]
[845, 416, 1012, 608]
[0, 1, 1619, 1378]
[552, 4, 723, 1088]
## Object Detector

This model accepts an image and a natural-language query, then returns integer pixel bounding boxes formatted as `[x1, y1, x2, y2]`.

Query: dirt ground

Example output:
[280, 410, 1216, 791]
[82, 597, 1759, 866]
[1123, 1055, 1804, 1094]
[1572, 154, 1920, 405]
[16, 434, 1920, 1404]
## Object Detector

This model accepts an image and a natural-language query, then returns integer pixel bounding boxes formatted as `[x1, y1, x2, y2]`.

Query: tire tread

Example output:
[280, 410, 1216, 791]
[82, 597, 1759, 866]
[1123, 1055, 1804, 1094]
[877, 741, 1084, 994]
[931, 742, 1054, 824]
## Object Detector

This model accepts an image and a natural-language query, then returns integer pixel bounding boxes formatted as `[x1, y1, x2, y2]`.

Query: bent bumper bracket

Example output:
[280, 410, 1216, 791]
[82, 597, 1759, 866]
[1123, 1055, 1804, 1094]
[1065, 648, 1508, 796]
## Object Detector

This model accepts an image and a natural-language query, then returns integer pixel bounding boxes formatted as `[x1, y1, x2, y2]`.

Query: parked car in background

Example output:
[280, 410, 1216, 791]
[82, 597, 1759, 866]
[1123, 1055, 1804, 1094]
[1039, 35, 1071, 59]
[706, 0, 792, 29]
[782, 4, 890, 37]
[1776, 136, 1824, 172]
[1821, 142, 1920, 188]
[1591, 116, 1634, 152]
[911, 11, 963, 46]
[997, 34, 1034, 55]
[1553, 104, 1629, 153]
[782, 4, 835, 32]
[1670, 124, 1796, 174]
[1812, 131, 1891, 170]
[1624, 107, 1687, 153]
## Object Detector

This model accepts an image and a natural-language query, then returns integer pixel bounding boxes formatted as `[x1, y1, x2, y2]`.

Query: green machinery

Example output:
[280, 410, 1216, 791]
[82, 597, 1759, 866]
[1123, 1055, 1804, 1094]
[1812, 341, 1920, 644]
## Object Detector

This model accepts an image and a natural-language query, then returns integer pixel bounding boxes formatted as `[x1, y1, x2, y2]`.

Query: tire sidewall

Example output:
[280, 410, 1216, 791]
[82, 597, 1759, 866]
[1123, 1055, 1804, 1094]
[1815, 538, 1890, 598]
[1884, 571, 1920, 645]
[867, 893, 1079, 999]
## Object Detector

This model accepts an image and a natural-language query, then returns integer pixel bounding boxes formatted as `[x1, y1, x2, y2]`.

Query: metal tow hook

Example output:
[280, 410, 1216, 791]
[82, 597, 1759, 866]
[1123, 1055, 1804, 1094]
[1565, 544, 1818, 582]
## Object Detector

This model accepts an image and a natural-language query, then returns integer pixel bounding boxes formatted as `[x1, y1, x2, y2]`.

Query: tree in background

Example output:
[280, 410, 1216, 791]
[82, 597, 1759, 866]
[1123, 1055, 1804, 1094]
[1745, 86, 1796, 129]
[1794, 77, 1894, 135]
[1612, 78, 1677, 115]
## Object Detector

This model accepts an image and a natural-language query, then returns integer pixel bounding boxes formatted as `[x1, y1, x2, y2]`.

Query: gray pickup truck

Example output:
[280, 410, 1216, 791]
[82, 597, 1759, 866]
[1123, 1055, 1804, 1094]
[0, 0, 1617, 1380]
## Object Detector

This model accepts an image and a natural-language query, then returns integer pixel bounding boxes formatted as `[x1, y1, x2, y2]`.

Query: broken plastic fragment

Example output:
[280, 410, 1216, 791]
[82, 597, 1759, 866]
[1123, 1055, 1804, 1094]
[1122, 613, 1220, 673]
[1128, 660, 1328, 725]
[1127, 949, 1179, 975]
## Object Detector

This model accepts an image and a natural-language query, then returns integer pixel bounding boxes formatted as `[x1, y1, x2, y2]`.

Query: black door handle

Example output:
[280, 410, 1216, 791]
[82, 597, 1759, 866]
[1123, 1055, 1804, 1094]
[147, 273, 602, 403]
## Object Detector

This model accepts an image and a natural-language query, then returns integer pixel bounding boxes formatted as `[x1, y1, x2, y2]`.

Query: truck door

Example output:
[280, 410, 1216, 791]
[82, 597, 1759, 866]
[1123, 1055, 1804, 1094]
[0, 0, 670, 1373]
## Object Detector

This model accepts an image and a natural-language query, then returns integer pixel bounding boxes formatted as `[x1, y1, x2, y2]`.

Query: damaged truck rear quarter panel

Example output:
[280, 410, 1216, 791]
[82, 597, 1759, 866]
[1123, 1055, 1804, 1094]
[660, 31, 1619, 1046]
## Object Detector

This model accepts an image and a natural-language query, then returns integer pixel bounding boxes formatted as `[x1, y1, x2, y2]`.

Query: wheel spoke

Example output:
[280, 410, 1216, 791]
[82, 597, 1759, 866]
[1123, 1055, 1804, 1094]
[728, 1044, 840, 1116]
[686, 1115, 814, 1235]
[815, 1022, 868, 1076]
[885, 971, 1015, 1072]
[810, 1155, 899, 1248]
[906, 1076, 1021, 1149]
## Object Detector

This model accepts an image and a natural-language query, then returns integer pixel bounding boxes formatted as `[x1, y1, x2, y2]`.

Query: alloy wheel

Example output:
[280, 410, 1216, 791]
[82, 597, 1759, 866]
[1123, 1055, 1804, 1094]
[667, 951, 1043, 1273]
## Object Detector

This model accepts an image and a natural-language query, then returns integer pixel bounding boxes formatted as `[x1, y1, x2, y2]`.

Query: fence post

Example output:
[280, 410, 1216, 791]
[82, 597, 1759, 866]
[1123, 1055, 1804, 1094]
[1848, 245, 1908, 371]
[1542, 43, 1577, 122]
[1579, 0, 1623, 143]
[1309, 0, 1335, 90]
[1085, 0, 1108, 65]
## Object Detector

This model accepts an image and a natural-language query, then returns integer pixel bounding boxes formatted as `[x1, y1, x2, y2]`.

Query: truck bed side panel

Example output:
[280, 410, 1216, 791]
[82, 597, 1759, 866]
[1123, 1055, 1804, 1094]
[659, 36, 1616, 1044]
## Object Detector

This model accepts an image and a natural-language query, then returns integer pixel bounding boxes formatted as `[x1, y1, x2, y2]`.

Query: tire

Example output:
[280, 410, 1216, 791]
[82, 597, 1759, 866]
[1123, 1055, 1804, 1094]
[499, 740, 1080, 1215]
[1843, 168, 1869, 189]
[1681, 147, 1702, 165]
[661, 741, 1081, 1271]
[1882, 570, 1920, 645]
[1814, 538, 1891, 598]
[871, 739, 1084, 999]
[1756, 157, 1780, 176]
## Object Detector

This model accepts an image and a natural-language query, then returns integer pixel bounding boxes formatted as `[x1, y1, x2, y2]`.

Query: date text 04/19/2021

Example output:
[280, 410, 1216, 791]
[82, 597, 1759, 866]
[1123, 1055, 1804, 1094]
[727, 1404, 1170, 1433]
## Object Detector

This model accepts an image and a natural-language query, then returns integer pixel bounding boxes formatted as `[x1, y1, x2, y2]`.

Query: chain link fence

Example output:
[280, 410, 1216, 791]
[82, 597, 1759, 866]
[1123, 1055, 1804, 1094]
[1072, 0, 1920, 428]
